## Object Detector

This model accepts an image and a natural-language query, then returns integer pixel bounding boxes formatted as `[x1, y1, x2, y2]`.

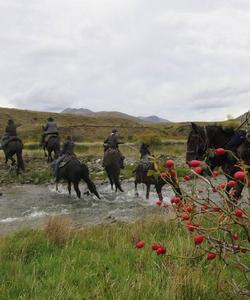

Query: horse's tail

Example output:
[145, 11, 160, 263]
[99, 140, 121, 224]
[81, 163, 100, 199]
[106, 165, 123, 192]
[16, 150, 25, 172]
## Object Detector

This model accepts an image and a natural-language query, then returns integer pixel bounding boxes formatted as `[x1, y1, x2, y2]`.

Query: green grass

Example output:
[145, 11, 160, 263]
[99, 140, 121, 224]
[0, 215, 247, 300]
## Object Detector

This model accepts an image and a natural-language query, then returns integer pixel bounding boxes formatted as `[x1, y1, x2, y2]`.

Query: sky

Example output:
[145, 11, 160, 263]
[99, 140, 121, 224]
[0, 0, 250, 122]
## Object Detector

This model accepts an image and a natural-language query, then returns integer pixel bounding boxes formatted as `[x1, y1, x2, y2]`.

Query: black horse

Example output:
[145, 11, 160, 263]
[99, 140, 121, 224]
[44, 135, 60, 162]
[55, 157, 100, 199]
[103, 149, 124, 192]
[134, 144, 181, 201]
[186, 123, 250, 200]
[3, 139, 25, 174]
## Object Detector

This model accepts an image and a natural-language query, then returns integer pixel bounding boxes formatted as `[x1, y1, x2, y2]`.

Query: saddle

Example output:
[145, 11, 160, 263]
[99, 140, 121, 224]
[1, 136, 22, 148]
[58, 155, 76, 169]
[44, 134, 59, 144]
[138, 155, 151, 172]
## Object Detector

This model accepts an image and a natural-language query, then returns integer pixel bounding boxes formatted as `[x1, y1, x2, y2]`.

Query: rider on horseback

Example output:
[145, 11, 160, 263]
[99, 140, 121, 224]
[1, 119, 21, 149]
[103, 128, 125, 168]
[53, 136, 75, 179]
[40, 117, 59, 147]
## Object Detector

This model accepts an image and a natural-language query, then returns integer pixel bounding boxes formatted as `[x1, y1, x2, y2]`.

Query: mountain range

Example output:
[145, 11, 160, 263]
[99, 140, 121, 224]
[61, 108, 170, 123]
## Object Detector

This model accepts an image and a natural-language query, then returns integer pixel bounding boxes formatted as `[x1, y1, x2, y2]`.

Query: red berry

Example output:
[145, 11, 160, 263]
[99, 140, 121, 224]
[160, 172, 167, 178]
[228, 180, 236, 188]
[135, 241, 145, 248]
[207, 252, 216, 260]
[189, 160, 201, 167]
[183, 205, 192, 212]
[182, 213, 190, 220]
[156, 246, 166, 255]
[183, 175, 191, 181]
[156, 200, 162, 206]
[234, 171, 245, 180]
[232, 234, 239, 241]
[215, 148, 225, 155]
[212, 207, 220, 212]
[187, 224, 195, 232]
[197, 188, 204, 193]
[201, 204, 209, 212]
[170, 196, 181, 205]
[152, 243, 161, 251]
[219, 183, 226, 190]
[212, 187, 217, 193]
[193, 222, 200, 228]
[194, 235, 204, 245]
[194, 167, 203, 174]
[235, 209, 244, 218]
[212, 170, 220, 177]
[169, 169, 176, 177]
[166, 160, 175, 169]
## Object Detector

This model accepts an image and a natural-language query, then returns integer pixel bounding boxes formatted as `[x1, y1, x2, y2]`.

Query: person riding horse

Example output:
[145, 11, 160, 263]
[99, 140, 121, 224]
[40, 117, 59, 147]
[1, 119, 22, 149]
[103, 128, 124, 168]
[53, 136, 75, 180]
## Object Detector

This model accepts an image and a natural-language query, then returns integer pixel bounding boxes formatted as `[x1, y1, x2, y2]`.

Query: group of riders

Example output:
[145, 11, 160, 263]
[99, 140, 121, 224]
[1, 113, 250, 180]
[0, 117, 125, 178]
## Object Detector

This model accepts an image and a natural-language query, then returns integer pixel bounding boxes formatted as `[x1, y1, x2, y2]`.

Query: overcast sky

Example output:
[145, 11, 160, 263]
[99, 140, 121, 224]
[0, 0, 250, 121]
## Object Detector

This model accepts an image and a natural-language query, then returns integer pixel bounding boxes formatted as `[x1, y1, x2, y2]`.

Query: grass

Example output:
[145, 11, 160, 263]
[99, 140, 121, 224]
[0, 215, 247, 300]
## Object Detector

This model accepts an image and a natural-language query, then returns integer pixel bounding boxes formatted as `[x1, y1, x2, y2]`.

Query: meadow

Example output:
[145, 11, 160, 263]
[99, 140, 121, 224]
[0, 214, 248, 300]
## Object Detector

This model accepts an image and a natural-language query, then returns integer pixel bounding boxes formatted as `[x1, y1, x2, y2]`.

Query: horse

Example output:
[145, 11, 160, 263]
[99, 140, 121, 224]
[44, 135, 60, 162]
[186, 122, 250, 200]
[55, 157, 100, 199]
[3, 139, 25, 174]
[134, 144, 181, 201]
[103, 148, 124, 192]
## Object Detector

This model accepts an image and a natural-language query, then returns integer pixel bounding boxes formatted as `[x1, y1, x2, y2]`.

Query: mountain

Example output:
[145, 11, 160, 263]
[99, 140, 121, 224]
[61, 108, 170, 123]
[61, 108, 95, 116]
[138, 115, 170, 123]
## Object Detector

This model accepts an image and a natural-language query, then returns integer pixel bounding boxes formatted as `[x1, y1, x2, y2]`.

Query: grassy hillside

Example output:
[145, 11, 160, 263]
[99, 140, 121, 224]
[0, 107, 242, 144]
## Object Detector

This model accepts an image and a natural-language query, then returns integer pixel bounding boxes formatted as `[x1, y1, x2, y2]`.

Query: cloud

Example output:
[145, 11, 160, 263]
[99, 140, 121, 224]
[0, 0, 249, 121]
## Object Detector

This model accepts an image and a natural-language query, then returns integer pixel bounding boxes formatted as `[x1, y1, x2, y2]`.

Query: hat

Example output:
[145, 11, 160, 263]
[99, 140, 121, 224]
[112, 128, 118, 133]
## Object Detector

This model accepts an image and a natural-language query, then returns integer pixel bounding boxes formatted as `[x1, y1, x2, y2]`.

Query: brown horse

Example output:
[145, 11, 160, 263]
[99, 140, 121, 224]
[134, 144, 181, 201]
[3, 138, 25, 174]
[186, 123, 250, 200]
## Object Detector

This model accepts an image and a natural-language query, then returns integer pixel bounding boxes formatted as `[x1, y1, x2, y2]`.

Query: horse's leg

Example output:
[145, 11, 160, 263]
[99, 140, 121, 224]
[146, 184, 150, 199]
[155, 185, 163, 201]
[43, 146, 47, 157]
[67, 181, 71, 196]
[47, 150, 52, 163]
[73, 181, 81, 198]
[114, 171, 124, 192]
[106, 169, 114, 190]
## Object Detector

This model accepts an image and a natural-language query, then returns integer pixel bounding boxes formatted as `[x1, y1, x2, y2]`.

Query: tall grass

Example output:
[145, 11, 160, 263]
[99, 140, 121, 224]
[0, 215, 244, 300]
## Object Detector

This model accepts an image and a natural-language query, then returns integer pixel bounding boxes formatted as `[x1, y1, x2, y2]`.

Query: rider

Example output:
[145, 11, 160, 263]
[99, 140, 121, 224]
[53, 136, 75, 179]
[139, 143, 151, 159]
[1, 119, 21, 149]
[103, 128, 125, 168]
[41, 117, 59, 147]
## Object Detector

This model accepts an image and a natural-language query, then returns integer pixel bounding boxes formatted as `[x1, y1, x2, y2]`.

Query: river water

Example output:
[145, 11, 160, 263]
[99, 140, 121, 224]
[0, 181, 177, 234]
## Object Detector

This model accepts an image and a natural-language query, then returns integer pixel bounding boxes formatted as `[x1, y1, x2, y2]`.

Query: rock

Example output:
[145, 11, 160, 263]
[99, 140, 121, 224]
[34, 178, 40, 184]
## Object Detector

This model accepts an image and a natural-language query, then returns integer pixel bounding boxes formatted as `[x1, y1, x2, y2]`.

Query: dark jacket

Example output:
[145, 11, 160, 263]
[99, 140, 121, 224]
[43, 121, 58, 135]
[5, 123, 18, 137]
[61, 140, 75, 156]
[104, 133, 122, 149]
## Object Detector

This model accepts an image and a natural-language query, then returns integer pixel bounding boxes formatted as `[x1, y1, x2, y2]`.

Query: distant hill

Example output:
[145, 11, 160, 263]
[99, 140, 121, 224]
[138, 115, 170, 123]
[235, 111, 249, 121]
[61, 108, 170, 123]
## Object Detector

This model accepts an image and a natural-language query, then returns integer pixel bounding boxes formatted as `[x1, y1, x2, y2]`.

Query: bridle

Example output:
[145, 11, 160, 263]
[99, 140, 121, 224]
[187, 126, 209, 160]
